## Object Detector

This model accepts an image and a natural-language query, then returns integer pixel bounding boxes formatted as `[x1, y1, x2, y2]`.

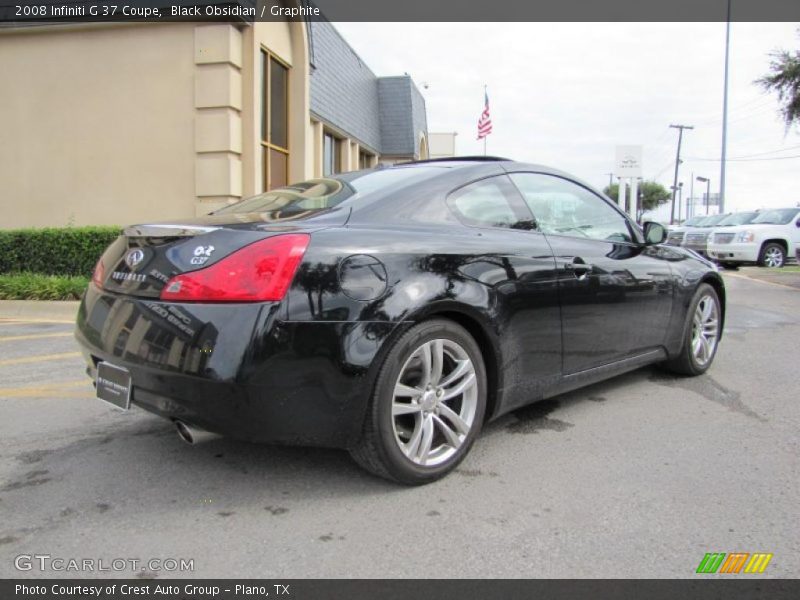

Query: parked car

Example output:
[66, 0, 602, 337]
[704, 211, 761, 268]
[682, 213, 731, 257]
[665, 215, 708, 246]
[707, 207, 800, 268]
[75, 158, 725, 485]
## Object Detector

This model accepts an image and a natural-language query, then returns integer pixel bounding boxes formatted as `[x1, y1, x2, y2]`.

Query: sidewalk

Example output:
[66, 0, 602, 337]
[0, 300, 80, 321]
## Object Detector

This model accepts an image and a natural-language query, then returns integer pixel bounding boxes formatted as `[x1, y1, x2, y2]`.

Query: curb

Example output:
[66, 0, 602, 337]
[0, 300, 80, 322]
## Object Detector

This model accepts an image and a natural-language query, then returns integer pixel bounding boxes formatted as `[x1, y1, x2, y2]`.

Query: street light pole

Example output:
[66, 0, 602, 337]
[669, 124, 694, 225]
[697, 176, 711, 215]
[719, 0, 731, 213]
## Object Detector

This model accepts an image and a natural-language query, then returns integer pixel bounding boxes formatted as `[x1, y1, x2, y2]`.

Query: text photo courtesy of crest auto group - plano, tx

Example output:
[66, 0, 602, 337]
[1, 1, 800, 599]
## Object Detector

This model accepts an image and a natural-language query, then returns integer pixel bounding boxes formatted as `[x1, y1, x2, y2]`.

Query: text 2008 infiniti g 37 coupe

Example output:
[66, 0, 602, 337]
[76, 157, 725, 484]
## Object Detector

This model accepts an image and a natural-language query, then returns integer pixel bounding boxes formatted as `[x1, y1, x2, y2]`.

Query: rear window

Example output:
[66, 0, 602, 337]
[214, 167, 443, 218]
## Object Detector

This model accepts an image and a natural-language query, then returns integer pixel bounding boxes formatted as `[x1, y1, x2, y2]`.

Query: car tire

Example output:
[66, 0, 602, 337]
[758, 242, 785, 268]
[719, 262, 739, 271]
[662, 283, 721, 376]
[350, 319, 487, 485]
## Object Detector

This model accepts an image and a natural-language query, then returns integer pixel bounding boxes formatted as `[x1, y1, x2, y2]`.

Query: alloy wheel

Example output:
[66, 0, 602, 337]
[764, 246, 784, 268]
[691, 295, 719, 367]
[391, 339, 478, 467]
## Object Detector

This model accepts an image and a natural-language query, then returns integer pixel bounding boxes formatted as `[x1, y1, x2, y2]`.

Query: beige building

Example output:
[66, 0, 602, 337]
[428, 132, 458, 160]
[0, 18, 429, 228]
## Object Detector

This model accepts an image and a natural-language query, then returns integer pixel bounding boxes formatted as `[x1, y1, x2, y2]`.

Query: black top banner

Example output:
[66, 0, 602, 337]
[1, 0, 800, 24]
[3, 579, 800, 600]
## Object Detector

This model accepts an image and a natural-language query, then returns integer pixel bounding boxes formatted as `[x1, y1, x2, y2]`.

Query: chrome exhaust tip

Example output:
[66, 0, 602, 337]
[175, 420, 219, 445]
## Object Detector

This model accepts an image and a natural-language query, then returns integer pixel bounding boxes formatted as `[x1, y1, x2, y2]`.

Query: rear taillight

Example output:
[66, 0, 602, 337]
[91, 258, 105, 289]
[160, 234, 310, 303]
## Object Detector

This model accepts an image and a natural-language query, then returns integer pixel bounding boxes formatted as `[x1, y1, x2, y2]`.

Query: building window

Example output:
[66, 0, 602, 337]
[358, 150, 374, 170]
[323, 132, 341, 176]
[261, 49, 289, 191]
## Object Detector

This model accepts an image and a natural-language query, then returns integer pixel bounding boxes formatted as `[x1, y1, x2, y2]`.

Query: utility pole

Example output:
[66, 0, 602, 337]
[669, 124, 694, 225]
[719, 0, 731, 213]
[605, 173, 614, 191]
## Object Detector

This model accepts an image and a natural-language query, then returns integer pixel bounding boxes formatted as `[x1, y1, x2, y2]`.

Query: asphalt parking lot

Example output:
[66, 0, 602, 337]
[1, 273, 798, 579]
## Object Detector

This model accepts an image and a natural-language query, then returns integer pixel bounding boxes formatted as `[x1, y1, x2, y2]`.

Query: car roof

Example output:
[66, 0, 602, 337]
[392, 156, 577, 179]
[345, 157, 617, 228]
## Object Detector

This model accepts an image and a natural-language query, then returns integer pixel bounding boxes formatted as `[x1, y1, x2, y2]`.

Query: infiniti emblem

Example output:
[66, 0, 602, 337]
[125, 248, 145, 269]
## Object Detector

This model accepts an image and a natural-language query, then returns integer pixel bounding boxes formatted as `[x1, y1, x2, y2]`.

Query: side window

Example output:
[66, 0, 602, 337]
[448, 176, 532, 230]
[509, 173, 633, 243]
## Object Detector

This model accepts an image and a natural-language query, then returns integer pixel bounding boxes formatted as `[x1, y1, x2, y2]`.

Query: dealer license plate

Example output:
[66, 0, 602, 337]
[96, 362, 132, 410]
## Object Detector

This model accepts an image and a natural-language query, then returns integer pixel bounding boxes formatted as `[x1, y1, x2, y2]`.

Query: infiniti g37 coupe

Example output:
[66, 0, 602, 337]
[75, 158, 725, 484]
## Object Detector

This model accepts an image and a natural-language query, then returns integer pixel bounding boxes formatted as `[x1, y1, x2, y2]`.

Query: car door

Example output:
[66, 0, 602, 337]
[507, 172, 674, 375]
[445, 175, 562, 407]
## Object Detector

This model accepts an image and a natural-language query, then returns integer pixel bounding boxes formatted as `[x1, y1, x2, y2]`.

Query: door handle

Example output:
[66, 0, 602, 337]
[564, 261, 593, 273]
[564, 260, 593, 278]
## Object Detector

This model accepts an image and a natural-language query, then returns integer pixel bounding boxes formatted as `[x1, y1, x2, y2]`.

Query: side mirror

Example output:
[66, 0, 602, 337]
[643, 221, 668, 245]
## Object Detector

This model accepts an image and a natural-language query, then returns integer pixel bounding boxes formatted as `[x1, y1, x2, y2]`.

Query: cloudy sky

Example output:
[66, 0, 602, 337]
[336, 22, 799, 216]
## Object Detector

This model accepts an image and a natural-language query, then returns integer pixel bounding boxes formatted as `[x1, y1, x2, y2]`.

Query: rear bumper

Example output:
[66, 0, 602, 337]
[75, 284, 401, 448]
[707, 242, 759, 263]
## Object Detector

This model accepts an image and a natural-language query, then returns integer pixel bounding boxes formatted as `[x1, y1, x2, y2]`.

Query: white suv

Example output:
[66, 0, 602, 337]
[707, 207, 800, 268]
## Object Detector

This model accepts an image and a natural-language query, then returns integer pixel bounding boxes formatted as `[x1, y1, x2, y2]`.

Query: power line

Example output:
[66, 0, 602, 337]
[691, 98, 776, 126]
[685, 144, 800, 161]
[686, 154, 800, 162]
[648, 160, 675, 181]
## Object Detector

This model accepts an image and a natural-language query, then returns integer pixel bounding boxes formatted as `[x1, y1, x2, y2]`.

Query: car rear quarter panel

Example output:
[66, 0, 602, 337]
[283, 224, 563, 424]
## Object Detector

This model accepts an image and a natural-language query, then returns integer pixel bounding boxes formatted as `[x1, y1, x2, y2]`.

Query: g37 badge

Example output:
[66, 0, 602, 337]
[191, 245, 215, 266]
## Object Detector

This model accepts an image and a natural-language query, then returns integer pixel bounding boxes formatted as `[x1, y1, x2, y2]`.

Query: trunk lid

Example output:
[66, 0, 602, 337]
[97, 210, 347, 298]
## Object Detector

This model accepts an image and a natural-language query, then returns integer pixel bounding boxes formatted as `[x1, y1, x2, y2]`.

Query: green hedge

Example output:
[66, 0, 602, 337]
[0, 227, 121, 277]
[0, 273, 89, 300]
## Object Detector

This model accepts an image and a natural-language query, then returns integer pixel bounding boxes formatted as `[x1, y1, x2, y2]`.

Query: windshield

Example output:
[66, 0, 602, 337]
[683, 216, 707, 227]
[698, 214, 728, 227]
[213, 167, 443, 219]
[751, 208, 800, 225]
[718, 211, 758, 226]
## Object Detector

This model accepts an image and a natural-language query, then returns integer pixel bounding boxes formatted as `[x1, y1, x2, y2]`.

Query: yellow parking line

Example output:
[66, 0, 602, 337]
[0, 332, 74, 342]
[0, 352, 82, 367]
[0, 318, 75, 325]
[0, 380, 91, 398]
[723, 271, 799, 291]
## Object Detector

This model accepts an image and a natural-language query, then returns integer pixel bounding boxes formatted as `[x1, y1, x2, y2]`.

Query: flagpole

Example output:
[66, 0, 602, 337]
[483, 84, 487, 156]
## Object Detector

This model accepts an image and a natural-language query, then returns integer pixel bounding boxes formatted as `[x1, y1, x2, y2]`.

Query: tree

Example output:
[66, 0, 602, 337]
[756, 31, 800, 129]
[603, 180, 671, 219]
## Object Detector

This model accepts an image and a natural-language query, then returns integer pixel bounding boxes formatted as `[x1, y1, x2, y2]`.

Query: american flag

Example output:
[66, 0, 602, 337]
[477, 89, 492, 140]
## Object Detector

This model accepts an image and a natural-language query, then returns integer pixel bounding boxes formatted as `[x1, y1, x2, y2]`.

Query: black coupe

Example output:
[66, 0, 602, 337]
[76, 158, 725, 484]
